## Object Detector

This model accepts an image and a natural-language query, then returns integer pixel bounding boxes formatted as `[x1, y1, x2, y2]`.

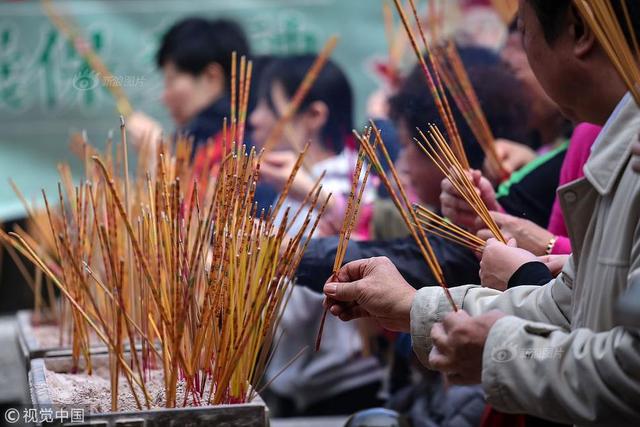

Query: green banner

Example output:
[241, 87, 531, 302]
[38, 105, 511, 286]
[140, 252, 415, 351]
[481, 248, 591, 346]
[0, 0, 390, 220]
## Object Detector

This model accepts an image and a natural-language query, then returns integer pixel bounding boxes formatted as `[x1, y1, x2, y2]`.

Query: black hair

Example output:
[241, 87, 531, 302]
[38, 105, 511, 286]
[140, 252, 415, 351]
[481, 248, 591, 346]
[156, 18, 250, 84]
[389, 45, 530, 170]
[526, 0, 640, 45]
[257, 55, 353, 154]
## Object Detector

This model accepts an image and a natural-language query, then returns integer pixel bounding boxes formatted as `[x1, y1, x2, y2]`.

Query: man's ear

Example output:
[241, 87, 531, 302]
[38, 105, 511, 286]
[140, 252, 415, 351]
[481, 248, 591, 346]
[302, 100, 329, 134]
[568, 4, 596, 59]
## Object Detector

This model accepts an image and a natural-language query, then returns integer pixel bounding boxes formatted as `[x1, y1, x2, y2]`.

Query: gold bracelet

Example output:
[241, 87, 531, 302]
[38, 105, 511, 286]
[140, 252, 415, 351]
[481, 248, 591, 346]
[545, 236, 558, 255]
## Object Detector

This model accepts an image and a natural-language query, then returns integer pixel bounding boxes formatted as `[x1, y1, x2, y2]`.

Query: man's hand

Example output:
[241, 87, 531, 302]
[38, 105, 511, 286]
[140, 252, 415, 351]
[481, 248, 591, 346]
[480, 238, 538, 290]
[440, 170, 501, 232]
[476, 211, 554, 255]
[429, 310, 506, 384]
[632, 135, 640, 174]
[323, 257, 416, 332]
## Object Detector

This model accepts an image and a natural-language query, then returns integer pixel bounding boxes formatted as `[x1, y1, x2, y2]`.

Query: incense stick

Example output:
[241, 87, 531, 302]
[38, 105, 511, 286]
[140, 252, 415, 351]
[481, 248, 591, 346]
[355, 123, 458, 311]
[433, 41, 507, 180]
[392, 0, 470, 169]
[415, 125, 506, 243]
[261, 36, 339, 153]
[574, 0, 640, 105]
[42, 0, 134, 116]
[315, 143, 373, 351]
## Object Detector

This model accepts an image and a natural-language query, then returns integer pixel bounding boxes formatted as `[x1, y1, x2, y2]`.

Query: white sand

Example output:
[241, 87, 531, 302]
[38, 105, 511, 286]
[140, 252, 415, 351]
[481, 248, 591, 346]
[45, 365, 239, 413]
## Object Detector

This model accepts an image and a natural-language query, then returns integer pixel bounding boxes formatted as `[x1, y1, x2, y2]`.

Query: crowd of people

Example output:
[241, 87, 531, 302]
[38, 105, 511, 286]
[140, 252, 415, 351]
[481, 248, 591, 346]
[127, 1, 640, 425]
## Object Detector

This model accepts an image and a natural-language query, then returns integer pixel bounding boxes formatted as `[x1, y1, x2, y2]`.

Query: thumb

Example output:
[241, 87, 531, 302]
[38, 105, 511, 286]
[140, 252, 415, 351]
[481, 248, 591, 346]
[323, 280, 362, 303]
[507, 238, 518, 248]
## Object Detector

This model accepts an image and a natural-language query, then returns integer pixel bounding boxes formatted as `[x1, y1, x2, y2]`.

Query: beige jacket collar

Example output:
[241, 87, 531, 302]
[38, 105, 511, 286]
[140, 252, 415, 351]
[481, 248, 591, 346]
[583, 93, 639, 196]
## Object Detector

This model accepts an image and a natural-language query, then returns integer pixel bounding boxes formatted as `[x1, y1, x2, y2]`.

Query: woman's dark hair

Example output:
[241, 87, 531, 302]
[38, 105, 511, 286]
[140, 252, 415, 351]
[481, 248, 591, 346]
[526, 0, 640, 45]
[156, 18, 250, 83]
[389, 45, 530, 170]
[257, 55, 353, 154]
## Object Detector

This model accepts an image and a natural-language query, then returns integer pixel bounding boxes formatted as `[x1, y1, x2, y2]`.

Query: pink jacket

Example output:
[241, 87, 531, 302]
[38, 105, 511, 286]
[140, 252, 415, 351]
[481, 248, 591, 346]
[548, 123, 601, 254]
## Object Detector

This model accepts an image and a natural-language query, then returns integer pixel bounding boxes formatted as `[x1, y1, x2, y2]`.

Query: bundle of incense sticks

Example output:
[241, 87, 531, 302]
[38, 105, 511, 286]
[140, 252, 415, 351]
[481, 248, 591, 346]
[415, 124, 507, 243]
[412, 204, 486, 253]
[356, 122, 458, 311]
[392, 0, 470, 169]
[315, 138, 374, 351]
[1, 181, 58, 323]
[433, 40, 507, 180]
[574, 0, 640, 105]
[490, 0, 519, 25]
[4, 53, 330, 410]
[5, 126, 328, 410]
[261, 36, 339, 153]
[42, 0, 133, 117]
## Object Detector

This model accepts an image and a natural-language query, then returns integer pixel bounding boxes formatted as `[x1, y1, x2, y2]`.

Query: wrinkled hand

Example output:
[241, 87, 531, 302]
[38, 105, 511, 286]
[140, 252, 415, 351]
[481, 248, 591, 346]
[323, 257, 416, 332]
[480, 238, 538, 291]
[538, 254, 569, 277]
[428, 310, 506, 384]
[260, 150, 317, 201]
[494, 139, 536, 175]
[632, 135, 640, 174]
[440, 170, 500, 232]
[476, 211, 553, 255]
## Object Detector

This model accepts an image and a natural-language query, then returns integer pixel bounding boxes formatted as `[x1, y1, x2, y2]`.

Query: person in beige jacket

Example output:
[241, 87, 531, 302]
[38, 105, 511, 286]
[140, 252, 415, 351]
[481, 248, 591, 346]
[322, 1, 640, 425]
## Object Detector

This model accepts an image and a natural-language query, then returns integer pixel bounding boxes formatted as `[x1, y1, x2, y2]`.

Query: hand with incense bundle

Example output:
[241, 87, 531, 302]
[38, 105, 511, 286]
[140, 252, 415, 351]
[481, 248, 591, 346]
[323, 257, 417, 332]
[440, 170, 500, 232]
[478, 238, 539, 291]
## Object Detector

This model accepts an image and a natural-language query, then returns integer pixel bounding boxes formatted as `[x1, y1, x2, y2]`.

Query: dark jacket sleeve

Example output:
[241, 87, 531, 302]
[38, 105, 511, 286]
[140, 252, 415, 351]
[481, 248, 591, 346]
[296, 236, 480, 293]
[507, 261, 553, 288]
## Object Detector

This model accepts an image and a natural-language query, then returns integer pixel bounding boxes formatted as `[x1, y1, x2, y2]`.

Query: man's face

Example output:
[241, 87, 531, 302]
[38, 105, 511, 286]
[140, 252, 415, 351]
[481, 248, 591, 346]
[518, 1, 580, 122]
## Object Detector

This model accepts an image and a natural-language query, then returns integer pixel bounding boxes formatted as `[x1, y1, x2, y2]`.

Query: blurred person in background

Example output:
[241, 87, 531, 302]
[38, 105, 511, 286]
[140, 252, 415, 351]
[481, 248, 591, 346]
[251, 55, 384, 417]
[127, 18, 250, 156]
[250, 55, 376, 238]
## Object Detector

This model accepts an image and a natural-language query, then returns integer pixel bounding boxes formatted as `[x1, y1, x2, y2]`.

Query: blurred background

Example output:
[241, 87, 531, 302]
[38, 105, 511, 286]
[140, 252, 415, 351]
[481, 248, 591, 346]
[0, 0, 505, 222]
